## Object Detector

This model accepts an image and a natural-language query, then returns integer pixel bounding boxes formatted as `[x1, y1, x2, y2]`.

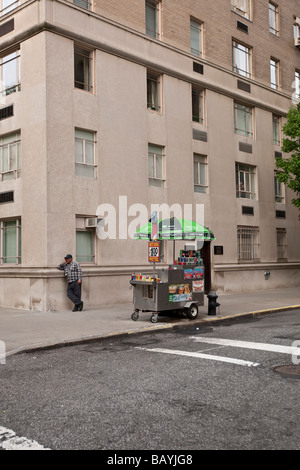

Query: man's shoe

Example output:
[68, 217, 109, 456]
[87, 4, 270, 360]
[78, 301, 83, 311]
[72, 306, 78, 312]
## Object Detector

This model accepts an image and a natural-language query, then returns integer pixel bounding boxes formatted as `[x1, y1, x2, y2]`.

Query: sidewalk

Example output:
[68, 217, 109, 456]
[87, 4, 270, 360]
[0, 287, 299, 357]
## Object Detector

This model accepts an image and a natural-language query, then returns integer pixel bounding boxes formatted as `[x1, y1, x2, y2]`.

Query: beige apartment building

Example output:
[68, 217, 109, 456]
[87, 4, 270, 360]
[0, 0, 299, 311]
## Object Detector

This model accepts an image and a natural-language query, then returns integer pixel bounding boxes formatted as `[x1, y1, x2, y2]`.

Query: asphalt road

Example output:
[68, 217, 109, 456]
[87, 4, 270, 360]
[0, 309, 299, 452]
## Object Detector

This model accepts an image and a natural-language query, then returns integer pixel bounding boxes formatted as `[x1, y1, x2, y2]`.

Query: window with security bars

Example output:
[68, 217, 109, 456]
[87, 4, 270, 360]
[0, 50, 20, 97]
[276, 228, 287, 260]
[0, 132, 21, 181]
[0, 218, 21, 264]
[237, 226, 259, 261]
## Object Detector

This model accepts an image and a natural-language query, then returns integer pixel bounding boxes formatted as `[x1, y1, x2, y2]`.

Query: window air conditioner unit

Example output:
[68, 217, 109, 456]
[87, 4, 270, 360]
[294, 37, 300, 48]
[85, 217, 103, 228]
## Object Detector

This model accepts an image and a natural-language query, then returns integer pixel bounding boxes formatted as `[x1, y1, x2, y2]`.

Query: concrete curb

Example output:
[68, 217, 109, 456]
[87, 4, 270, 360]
[16, 304, 300, 355]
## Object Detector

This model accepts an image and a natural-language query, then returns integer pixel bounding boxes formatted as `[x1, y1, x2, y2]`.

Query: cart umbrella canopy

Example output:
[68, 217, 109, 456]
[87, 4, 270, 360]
[134, 217, 215, 241]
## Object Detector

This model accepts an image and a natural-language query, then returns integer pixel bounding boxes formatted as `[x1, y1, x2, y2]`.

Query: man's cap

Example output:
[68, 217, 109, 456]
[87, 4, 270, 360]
[64, 254, 72, 259]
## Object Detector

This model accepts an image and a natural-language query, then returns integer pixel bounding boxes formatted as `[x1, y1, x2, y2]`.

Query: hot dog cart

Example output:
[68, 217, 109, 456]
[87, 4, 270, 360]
[130, 251, 205, 323]
[131, 216, 215, 323]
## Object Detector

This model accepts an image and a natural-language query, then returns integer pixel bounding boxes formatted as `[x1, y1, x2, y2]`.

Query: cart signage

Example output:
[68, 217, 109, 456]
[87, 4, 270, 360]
[148, 241, 160, 262]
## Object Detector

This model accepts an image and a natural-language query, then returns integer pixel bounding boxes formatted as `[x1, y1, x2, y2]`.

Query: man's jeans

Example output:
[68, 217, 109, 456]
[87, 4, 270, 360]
[67, 281, 82, 307]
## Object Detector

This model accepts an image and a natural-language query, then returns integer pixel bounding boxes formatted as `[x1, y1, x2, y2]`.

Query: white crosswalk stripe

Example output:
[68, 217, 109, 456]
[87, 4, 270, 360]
[189, 336, 298, 354]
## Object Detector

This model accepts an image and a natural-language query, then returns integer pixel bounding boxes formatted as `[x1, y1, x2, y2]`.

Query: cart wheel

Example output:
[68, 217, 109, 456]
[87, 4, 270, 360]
[150, 313, 158, 323]
[186, 304, 199, 319]
[131, 311, 139, 321]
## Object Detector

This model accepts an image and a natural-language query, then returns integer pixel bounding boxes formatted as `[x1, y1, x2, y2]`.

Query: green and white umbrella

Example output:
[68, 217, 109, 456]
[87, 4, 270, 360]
[134, 217, 215, 241]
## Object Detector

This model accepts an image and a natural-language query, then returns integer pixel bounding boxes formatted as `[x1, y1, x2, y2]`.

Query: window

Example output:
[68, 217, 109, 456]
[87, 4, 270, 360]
[269, 2, 279, 36]
[73, 0, 91, 10]
[234, 102, 253, 138]
[276, 228, 287, 260]
[75, 129, 96, 178]
[272, 114, 281, 145]
[74, 46, 93, 92]
[294, 70, 300, 102]
[190, 19, 202, 57]
[0, 132, 21, 181]
[0, 50, 20, 97]
[146, 0, 160, 39]
[192, 87, 203, 123]
[1, 0, 19, 16]
[270, 58, 280, 90]
[274, 174, 285, 203]
[231, 0, 251, 20]
[148, 144, 165, 187]
[147, 72, 161, 111]
[232, 41, 251, 78]
[236, 163, 256, 199]
[237, 226, 259, 261]
[76, 218, 94, 263]
[0, 218, 21, 264]
[193, 154, 207, 193]
[294, 23, 300, 40]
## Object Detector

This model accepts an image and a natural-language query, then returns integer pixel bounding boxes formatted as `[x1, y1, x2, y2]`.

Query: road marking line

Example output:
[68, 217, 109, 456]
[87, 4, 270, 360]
[136, 347, 260, 367]
[0, 426, 50, 450]
[189, 337, 299, 355]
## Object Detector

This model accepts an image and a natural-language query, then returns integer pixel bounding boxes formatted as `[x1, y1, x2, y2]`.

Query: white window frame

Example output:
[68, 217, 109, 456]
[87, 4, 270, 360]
[1, 0, 20, 16]
[146, 0, 161, 39]
[295, 70, 300, 101]
[270, 58, 280, 90]
[0, 132, 21, 181]
[232, 40, 251, 78]
[74, 45, 93, 92]
[190, 19, 203, 57]
[269, 2, 279, 36]
[76, 217, 95, 264]
[274, 174, 285, 204]
[237, 226, 260, 261]
[192, 87, 204, 124]
[236, 163, 256, 200]
[272, 114, 281, 146]
[0, 218, 21, 265]
[0, 49, 21, 97]
[73, 0, 92, 10]
[234, 102, 253, 138]
[193, 154, 207, 193]
[148, 144, 165, 188]
[75, 129, 96, 178]
[231, 0, 251, 20]
[147, 71, 161, 112]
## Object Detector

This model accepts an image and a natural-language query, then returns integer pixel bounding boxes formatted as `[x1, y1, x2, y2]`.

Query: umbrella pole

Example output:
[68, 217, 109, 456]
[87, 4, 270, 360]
[173, 239, 175, 263]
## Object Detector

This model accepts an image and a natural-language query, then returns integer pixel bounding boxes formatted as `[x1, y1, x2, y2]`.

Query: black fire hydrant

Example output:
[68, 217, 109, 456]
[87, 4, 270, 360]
[207, 290, 220, 316]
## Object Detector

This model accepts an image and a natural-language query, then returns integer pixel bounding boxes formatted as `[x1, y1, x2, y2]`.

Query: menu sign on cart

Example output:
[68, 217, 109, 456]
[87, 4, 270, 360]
[148, 241, 160, 262]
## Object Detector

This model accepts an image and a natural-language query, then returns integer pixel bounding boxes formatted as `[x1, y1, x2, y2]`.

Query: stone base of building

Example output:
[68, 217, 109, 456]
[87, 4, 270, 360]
[0, 264, 299, 312]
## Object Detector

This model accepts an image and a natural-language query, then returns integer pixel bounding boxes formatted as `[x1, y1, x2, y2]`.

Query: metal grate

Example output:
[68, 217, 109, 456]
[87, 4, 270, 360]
[242, 205, 254, 215]
[193, 129, 207, 141]
[237, 80, 251, 93]
[0, 105, 13, 120]
[0, 191, 14, 204]
[193, 62, 204, 74]
[237, 21, 248, 33]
